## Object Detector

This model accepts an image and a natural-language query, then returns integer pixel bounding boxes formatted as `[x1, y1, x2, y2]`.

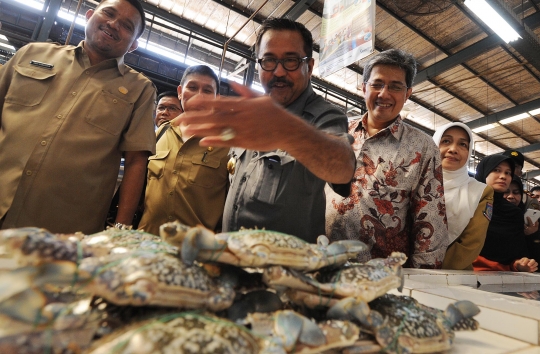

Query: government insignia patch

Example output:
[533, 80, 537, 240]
[483, 202, 493, 221]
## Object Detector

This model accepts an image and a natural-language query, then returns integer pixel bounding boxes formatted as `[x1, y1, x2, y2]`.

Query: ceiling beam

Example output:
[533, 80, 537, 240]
[282, 0, 318, 20]
[465, 98, 540, 130]
[414, 34, 501, 85]
[140, 2, 252, 58]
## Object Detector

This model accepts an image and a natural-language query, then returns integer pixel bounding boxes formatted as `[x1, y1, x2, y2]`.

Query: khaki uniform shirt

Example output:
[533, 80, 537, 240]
[442, 185, 494, 270]
[138, 123, 229, 236]
[0, 42, 156, 234]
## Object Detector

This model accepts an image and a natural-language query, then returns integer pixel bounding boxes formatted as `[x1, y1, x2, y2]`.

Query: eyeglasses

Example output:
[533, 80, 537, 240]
[157, 105, 181, 113]
[257, 57, 309, 71]
[365, 81, 409, 93]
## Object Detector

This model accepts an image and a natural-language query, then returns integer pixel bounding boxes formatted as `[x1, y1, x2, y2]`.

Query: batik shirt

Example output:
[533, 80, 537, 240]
[325, 114, 448, 268]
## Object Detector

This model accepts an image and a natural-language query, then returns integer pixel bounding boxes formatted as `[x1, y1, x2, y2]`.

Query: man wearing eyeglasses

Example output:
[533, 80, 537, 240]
[154, 91, 182, 128]
[138, 65, 229, 236]
[173, 18, 355, 243]
[326, 49, 448, 269]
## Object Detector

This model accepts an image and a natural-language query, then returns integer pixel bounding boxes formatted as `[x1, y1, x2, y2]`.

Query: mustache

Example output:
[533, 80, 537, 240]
[268, 77, 293, 87]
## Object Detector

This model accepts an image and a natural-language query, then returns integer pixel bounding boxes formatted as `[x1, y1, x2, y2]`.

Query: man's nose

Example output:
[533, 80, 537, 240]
[272, 62, 288, 76]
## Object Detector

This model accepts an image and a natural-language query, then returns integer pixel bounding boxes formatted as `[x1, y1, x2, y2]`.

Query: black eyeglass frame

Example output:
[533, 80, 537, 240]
[257, 56, 310, 72]
[364, 81, 410, 93]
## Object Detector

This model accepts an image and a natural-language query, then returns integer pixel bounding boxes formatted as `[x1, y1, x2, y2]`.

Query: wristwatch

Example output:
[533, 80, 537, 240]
[114, 222, 133, 230]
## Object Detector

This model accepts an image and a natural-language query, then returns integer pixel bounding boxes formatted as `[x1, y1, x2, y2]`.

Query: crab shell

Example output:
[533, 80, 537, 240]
[0, 298, 101, 354]
[81, 228, 179, 256]
[263, 252, 406, 306]
[78, 251, 235, 311]
[160, 222, 367, 271]
[0, 227, 90, 268]
[0, 227, 178, 270]
[367, 294, 479, 354]
[86, 312, 262, 354]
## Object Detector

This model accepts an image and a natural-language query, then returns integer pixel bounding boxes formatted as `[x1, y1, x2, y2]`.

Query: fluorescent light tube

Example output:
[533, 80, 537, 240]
[499, 113, 529, 125]
[464, 0, 522, 43]
[472, 123, 499, 133]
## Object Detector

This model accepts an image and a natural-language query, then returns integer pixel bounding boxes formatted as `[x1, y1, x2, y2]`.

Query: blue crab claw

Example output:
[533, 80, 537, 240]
[274, 311, 326, 350]
[325, 240, 368, 257]
[327, 297, 371, 327]
[445, 300, 481, 327]
[181, 226, 225, 265]
[397, 266, 404, 293]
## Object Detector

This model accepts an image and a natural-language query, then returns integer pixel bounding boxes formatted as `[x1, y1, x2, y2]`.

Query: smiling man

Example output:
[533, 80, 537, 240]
[326, 49, 448, 269]
[0, 0, 156, 233]
[138, 65, 229, 236]
[173, 18, 355, 243]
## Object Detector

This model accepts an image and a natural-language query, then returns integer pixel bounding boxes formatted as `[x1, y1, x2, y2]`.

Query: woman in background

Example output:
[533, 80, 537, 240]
[433, 122, 493, 270]
[473, 154, 537, 272]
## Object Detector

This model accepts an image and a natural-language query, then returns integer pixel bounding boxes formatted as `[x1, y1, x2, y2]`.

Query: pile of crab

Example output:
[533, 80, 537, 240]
[0, 222, 480, 353]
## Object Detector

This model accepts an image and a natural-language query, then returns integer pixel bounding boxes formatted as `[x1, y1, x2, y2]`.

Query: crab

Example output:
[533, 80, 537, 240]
[159, 221, 367, 271]
[0, 296, 102, 354]
[77, 251, 236, 311]
[328, 294, 480, 354]
[263, 252, 407, 308]
[87, 312, 263, 354]
[0, 227, 178, 269]
[88, 310, 360, 354]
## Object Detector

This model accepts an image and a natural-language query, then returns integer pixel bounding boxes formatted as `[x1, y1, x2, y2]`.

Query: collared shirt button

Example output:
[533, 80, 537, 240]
[178, 152, 183, 156]
[233, 205, 238, 210]
[40, 141, 47, 146]
[26, 170, 32, 176]
[168, 191, 173, 196]
[71, 92, 77, 96]
[85, 71, 90, 75]
[241, 176, 247, 183]
[168, 216, 173, 220]
[113, 99, 118, 104]
[172, 170, 178, 174]
[56, 114, 62, 119]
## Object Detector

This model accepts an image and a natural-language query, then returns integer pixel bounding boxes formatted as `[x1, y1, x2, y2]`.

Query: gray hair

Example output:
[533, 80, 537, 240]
[363, 49, 417, 88]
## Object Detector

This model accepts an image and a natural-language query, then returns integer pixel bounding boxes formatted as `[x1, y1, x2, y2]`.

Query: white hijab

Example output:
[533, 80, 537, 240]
[433, 122, 487, 244]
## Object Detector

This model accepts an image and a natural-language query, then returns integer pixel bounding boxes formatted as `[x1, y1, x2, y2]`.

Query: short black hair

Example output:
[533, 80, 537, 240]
[255, 18, 313, 59]
[156, 91, 179, 104]
[531, 186, 540, 193]
[363, 49, 417, 88]
[180, 65, 220, 93]
[97, 0, 146, 38]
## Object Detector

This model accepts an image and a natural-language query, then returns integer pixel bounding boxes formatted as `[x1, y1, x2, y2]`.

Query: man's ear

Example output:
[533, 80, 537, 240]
[85, 9, 94, 21]
[307, 57, 315, 76]
[128, 40, 139, 53]
[177, 85, 184, 110]
[405, 87, 412, 100]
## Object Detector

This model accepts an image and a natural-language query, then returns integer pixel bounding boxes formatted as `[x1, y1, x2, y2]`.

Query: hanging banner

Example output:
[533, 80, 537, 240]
[319, 0, 375, 77]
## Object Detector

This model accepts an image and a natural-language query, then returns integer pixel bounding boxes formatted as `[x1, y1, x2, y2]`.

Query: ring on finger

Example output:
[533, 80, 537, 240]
[220, 127, 236, 141]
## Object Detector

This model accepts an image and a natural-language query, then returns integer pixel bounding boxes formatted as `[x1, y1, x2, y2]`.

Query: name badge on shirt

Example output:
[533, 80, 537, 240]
[483, 202, 493, 221]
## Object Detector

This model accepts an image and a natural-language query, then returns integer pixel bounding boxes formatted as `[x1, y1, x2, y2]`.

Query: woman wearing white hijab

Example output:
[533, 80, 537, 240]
[433, 122, 494, 269]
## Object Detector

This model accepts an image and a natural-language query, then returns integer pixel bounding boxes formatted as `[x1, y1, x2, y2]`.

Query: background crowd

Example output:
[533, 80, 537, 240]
[0, 0, 538, 272]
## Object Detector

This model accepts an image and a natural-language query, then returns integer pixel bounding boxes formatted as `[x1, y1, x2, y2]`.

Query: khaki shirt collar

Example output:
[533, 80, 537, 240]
[77, 40, 126, 75]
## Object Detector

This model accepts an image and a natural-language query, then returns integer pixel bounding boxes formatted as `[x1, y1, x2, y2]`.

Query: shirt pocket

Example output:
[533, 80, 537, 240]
[85, 90, 133, 136]
[189, 153, 222, 188]
[250, 154, 295, 205]
[147, 150, 170, 179]
[6, 65, 56, 106]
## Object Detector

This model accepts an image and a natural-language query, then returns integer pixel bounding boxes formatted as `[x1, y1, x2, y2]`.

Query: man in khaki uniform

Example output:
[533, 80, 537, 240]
[138, 65, 229, 236]
[0, 0, 156, 234]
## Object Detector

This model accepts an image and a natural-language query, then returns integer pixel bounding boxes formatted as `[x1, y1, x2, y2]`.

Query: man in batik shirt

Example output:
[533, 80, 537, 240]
[326, 49, 448, 269]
